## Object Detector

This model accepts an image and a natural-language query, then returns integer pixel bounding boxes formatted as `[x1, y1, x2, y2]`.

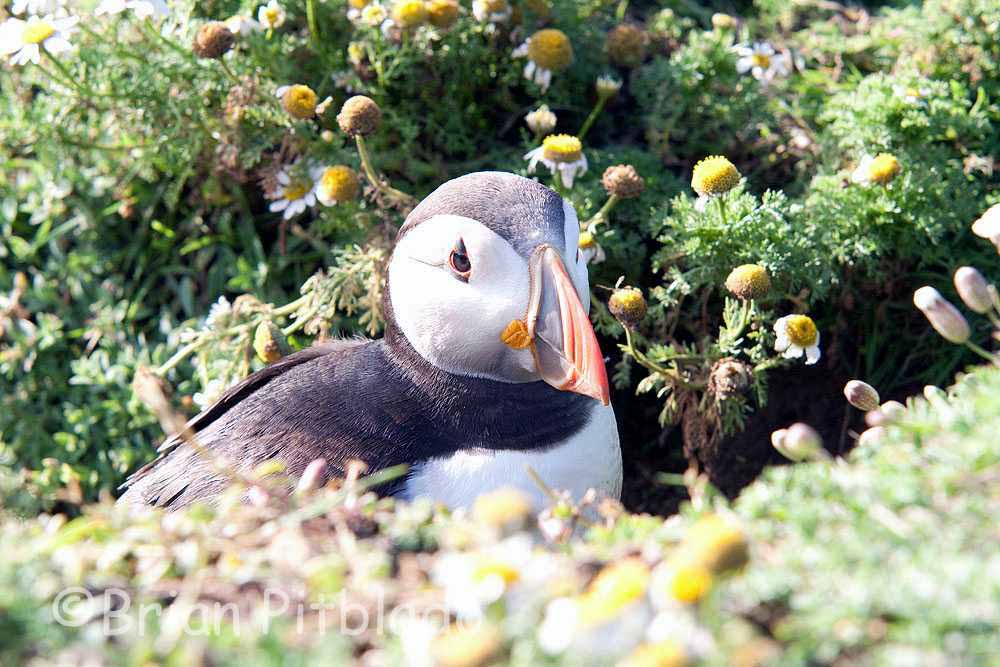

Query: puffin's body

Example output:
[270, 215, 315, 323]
[120, 172, 621, 509]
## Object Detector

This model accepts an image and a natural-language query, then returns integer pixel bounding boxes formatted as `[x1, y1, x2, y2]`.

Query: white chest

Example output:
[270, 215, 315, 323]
[402, 404, 622, 510]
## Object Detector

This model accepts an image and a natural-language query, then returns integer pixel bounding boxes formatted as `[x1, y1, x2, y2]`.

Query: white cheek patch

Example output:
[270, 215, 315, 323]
[389, 215, 535, 381]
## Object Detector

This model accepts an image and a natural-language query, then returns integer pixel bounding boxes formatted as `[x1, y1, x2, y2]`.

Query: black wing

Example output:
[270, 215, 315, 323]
[118, 340, 366, 507]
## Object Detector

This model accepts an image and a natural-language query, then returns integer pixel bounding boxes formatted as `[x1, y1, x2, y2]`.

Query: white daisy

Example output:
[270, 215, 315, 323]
[268, 164, 320, 220]
[193, 378, 227, 410]
[0, 14, 77, 66]
[257, 0, 286, 30]
[773, 314, 821, 365]
[735, 42, 789, 83]
[205, 296, 232, 330]
[512, 29, 574, 93]
[11, 0, 65, 16]
[525, 104, 556, 135]
[524, 134, 588, 188]
[893, 84, 931, 105]
[94, 0, 168, 19]
[472, 0, 511, 24]
[225, 14, 261, 37]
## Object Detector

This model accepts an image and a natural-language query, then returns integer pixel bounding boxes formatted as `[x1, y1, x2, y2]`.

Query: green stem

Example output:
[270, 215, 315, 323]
[585, 194, 619, 227]
[306, 0, 321, 49]
[355, 135, 417, 208]
[964, 340, 999, 366]
[218, 58, 241, 85]
[140, 18, 192, 59]
[156, 295, 311, 376]
[615, 0, 630, 22]
[717, 195, 728, 225]
[577, 96, 608, 141]
[39, 46, 95, 98]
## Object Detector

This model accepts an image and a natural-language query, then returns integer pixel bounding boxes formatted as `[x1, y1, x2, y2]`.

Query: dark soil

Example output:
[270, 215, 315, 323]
[618, 362, 866, 515]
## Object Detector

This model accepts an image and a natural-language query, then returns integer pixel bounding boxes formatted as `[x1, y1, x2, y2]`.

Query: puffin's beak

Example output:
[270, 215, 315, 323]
[523, 245, 610, 406]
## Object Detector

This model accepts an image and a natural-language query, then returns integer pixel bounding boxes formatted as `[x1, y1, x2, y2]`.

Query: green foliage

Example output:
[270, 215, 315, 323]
[1, 364, 997, 665]
[0, 0, 998, 510]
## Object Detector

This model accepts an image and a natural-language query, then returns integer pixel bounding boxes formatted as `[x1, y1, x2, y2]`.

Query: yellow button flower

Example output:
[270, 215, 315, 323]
[725, 264, 771, 300]
[316, 165, 360, 206]
[691, 155, 741, 197]
[852, 153, 902, 186]
[277, 84, 318, 119]
[392, 0, 428, 28]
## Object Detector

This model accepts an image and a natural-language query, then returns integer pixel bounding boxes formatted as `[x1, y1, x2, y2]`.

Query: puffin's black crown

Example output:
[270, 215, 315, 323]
[398, 171, 569, 258]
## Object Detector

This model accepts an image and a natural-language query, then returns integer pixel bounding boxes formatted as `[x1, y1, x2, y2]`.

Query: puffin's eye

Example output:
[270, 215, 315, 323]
[448, 238, 471, 281]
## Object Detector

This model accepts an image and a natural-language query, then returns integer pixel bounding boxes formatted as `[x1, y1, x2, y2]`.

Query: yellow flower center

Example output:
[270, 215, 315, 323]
[867, 153, 901, 185]
[349, 0, 370, 8]
[541, 134, 582, 163]
[427, 0, 459, 28]
[282, 181, 311, 202]
[578, 231, 596, 249]
[783, 315, 818, 348]
[905, 87, 921, 98]
[318, 165, 359, 203]
[23, 21, 56, 45]
[361, 5, 386, 24]
[691, 155, 741, 197]
[482, 0, 509, 13]
[282, 85, 318, 119]
[751, 53, 771, 68]
[680, 514, 749, 573]
[669, 563, 712, 604]
[619, 641, 688, 667]
[471, 558, 520, 585]
[393, 0, 428, 27]
[263, 7, 280, 23]
[472, 487, 532, 525]
[583, 558, 649, 619]
[527, 28, 573, 71]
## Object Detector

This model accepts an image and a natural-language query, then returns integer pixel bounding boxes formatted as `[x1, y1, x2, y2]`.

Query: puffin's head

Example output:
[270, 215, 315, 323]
[386, 171, 609, 405]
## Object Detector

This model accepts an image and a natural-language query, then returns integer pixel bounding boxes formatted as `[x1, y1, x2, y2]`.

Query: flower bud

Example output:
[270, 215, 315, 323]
[971, 203, 1000, 254]
[279, 84, 318, 119]
[724, 264, 771, 300]
[595, 74, 622, 100]
[771, 423, 823, 462]
[857, 426, 886, 447]
[601, 164, 645, 199]
[525, 104, 556, 136]
[253, 321, 290, 363]
[337, 95, 382, 137]
[953, 266, 994, 314]
[472, 486, 532, 529]
[192, 22, 235, 59]
[843, 380, 880, 412]
[295, 458, 328, 494]
[605, 23, 649, 67]
[711, 13, 737, 29]
[708, 357, 751, 398]
[431, 623, 502, 667]
[865, 400, 904, 427]
[609, 286, 647, 329]
[913, 286, 970, 344]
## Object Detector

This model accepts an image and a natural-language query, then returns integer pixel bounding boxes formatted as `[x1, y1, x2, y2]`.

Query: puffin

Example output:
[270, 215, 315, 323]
[119, 172, 622, 509]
